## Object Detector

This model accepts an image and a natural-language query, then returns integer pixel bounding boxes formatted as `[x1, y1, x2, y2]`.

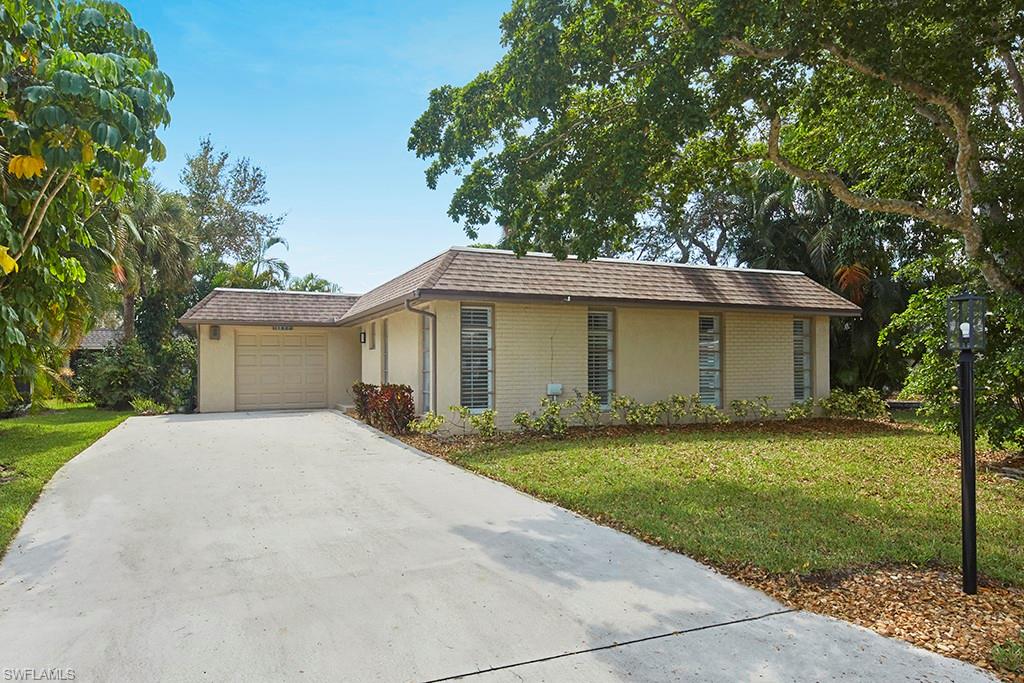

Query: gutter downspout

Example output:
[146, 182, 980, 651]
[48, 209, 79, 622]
[405, 296, 437, 414]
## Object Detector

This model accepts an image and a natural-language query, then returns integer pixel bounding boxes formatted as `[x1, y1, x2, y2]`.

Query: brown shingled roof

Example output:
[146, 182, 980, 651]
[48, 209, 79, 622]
[179, 289, 361, 326]
[77, 328, 123, 350]
[339, 247, 861, 323]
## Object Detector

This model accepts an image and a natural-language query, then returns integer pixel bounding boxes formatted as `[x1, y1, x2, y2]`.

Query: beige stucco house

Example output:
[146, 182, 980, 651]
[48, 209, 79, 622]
[180, 247, 860, 426]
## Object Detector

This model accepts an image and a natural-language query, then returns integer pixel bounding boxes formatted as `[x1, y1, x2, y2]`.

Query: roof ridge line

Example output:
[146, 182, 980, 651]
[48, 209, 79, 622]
[449, 246, 803, 276]
[212, 287, 363, 297]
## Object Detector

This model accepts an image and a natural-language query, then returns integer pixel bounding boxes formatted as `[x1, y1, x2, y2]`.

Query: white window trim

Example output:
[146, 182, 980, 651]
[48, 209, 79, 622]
[587, 310, 615, 410]
[793, 317, 813, 402]
[422, 314, 432, 412]
[381, 319, 389, 384]
[698, 314, 722, 407]
[460, 305, 494, 413]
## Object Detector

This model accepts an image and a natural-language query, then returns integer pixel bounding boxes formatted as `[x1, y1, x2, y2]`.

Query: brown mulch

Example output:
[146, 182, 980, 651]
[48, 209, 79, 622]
[724, 563, 1024, 681]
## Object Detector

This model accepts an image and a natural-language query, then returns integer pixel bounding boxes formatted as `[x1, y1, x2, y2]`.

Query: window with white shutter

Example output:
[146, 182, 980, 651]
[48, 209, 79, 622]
[698, 315, 721, 406]
[460, 306, 493, 411]
[422, 315, 432, 412]
[381, 319, 389, 384]
[588, 311, 614, 408]
[793, 318, 812, 401]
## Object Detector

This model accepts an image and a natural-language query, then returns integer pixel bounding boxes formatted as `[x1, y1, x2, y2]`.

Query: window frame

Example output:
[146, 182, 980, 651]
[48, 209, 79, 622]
[793, 317, 813, 402]
[421, 314, 432, 412]
[381, 319, 389, 384]
[698, 314, 722, 407]
[369, 321, 376, 350]
[460, 304, 494, 413]
[587, 309, 615, 410]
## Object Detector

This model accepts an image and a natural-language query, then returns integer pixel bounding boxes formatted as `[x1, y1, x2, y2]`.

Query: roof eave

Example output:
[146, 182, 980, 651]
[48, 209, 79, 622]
[340, 288, 861, 320]
[176, 318, 344, 327]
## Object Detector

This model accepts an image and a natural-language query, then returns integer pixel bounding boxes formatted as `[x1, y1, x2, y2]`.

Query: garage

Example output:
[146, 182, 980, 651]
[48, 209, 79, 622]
[235, 331, 328, 410]
[180, 288, 362, 413]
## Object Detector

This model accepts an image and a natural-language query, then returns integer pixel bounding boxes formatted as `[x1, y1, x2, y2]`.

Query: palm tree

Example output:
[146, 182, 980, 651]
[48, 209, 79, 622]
[213, 236, 291, 290]
[109, 180, 197, 340]
[252, 236, 290, 285]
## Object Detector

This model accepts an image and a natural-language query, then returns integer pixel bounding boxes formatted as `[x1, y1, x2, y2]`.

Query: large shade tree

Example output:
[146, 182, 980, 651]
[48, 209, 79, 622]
[0, 0, 172, 378]
[409, 0, 1023, 295]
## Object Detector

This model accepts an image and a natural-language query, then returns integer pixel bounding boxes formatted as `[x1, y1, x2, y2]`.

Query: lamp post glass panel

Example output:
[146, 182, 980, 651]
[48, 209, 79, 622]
[948, 293, 986, 595]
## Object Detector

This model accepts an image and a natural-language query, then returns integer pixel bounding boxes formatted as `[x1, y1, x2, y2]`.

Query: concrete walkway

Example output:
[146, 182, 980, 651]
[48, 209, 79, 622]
[0, 411, 992, 682]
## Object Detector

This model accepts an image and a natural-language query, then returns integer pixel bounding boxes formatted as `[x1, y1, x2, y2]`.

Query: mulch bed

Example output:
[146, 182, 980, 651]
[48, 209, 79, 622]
[725, 563, 1024, 681]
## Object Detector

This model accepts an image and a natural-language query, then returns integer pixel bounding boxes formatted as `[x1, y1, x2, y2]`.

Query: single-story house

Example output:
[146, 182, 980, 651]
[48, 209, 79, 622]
[180, 247, 860, 427]
[69, 327, 124, 375]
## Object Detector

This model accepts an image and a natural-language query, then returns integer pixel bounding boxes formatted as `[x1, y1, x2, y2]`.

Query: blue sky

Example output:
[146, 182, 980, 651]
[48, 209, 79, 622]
[124, 1, 508, 293]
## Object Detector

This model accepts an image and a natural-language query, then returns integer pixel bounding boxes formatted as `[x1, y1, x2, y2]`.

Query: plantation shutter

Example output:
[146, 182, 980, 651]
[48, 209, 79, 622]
[460, 306, 493, 411]
[793, 318, 812, 401]
[422, 315, 432, 412]
[382, 319, 389, 384]
[698, 315, 721, 406]
[587, 311, 614, 407]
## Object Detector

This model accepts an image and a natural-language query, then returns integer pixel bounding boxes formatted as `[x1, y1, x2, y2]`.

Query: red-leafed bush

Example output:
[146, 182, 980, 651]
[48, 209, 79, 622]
[355, 382, 415, 434]
[352, 382, 376, 420]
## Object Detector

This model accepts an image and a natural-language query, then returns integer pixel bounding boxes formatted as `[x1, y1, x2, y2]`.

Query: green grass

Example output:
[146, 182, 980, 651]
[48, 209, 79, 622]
[1, 403, 130, 556]
[992, 631, 1024, 673]
[450, 421, 1024, 585]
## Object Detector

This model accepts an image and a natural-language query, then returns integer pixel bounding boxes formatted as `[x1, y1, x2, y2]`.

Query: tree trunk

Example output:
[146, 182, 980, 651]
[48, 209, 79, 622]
[122, 292, 136, 342]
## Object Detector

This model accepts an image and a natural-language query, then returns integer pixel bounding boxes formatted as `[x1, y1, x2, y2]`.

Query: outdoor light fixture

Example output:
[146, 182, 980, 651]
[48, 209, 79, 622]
[360, 331, 367, 344]
[947, 292, 986, 595]
[948, 292, 987, 352]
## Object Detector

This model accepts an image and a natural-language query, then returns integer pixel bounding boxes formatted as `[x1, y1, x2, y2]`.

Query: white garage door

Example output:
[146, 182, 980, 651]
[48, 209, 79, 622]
[235, 331, 328, 411]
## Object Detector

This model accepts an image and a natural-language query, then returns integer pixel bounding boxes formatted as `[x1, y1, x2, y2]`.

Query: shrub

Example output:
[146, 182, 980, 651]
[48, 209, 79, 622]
[367, 384, 415, 434]
[785, 398, 816, 421]
[515, 397, 569, 436]
[668, 394, 690, 424]
[611, 394, 637, 423]
[626, 401, 662, 426]
[819, 387, 889, 420]
[569, 390, 603, 427]
[152, 336, 196, 411]
[754, 395, 778, 420]
[130, 396, 167, 415]
[449, 405, 498, 438]
[691, 395, 730, 424]
[409, 411, 446, 435]
[351, 382, 376, 419]
[79, 340, 156, 409]
[730, 399, 753, 419]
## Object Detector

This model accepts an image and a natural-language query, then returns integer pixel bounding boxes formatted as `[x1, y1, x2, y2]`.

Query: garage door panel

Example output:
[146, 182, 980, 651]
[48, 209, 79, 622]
[235, 331, 328, 411]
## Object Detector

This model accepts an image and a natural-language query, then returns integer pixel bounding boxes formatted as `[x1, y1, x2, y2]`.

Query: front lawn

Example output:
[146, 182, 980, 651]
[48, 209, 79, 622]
[445, 420, 1024, 584]
[432, 419, 1024, 675]
[0, 403, 130, 556]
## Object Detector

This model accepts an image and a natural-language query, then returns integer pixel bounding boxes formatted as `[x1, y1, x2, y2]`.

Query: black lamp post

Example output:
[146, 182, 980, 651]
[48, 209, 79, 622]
[947, 292, 986, 595]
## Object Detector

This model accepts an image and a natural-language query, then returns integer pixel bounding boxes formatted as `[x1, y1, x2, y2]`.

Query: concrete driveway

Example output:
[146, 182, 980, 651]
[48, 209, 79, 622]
[0, 411, 991, 682]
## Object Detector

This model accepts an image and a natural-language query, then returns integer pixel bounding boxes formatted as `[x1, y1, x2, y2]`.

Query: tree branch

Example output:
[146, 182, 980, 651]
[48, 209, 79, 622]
[13, 171, 73, 262]
[766, 116, 1020, 295]
[1000, 46, 1024, 115]
[765, 116, 963, 229]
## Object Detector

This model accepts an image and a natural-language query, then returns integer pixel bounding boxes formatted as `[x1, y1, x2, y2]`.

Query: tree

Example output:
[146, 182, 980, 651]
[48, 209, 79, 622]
[213, 236, 290, 290]
[409, 0, 1024, 295]
[633, 175, 748, 265]
[0, 1, 172, 378]
[289, 273, 340, 293]
[101, 179, 195, 340]
[179, 136, 283, 263]
[733, 168, 918, 392]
